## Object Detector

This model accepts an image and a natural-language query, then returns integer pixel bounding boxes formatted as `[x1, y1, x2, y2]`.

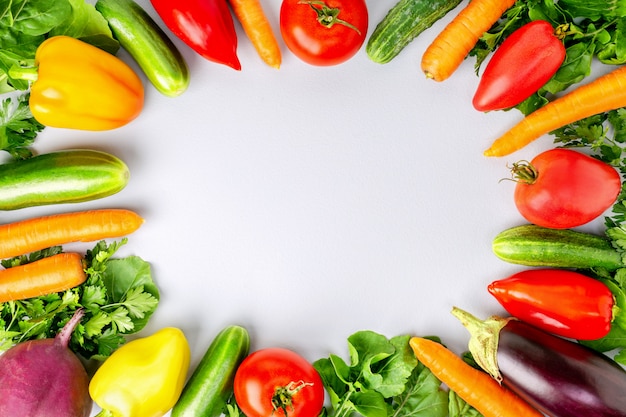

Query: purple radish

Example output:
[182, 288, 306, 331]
[0, 308, 92, 417]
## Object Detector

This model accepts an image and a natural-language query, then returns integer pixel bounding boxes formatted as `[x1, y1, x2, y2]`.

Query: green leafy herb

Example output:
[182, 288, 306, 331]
[0, 239, 159, 360]
[0, 93, 44, 159]
[313, 331, 478, 417]
[0, 0, 119, 92]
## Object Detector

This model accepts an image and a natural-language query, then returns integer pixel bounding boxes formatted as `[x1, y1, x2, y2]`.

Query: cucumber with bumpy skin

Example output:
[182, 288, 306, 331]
[366, 0, 463, 64]
[492, 224, 624, 270]
[0, 149, 129, 210]
[172, 325, 250, 417]
[95, 0, 189, 97]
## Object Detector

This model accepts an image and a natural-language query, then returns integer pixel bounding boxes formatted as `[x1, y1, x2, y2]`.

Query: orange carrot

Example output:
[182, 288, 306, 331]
[0, 252, 86, 303]
[409, 337, 543, 417]
[421, 0, 517, 82]
[485, 65, 626, 157]
[0, 209, 144, 260]
[229, 0, 282, 68]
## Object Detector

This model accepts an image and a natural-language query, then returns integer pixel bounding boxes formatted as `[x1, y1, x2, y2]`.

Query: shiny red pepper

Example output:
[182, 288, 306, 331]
[473, 20, 566, 111]
[488, 268, 616, 340]
[150, 0, 241, 70]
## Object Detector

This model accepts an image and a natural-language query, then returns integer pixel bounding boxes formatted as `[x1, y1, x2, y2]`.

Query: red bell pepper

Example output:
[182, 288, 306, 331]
[488, 268, 616, 340]
[150, 0, 241, 70]
[472, 20, 566, 111]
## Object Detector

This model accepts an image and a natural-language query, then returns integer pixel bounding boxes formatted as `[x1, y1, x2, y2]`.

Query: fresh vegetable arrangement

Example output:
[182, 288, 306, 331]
[5, 0, 626, 416]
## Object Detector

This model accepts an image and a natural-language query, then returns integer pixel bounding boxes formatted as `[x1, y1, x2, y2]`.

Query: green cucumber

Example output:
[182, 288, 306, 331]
[366, 0, 463, 64]
[172, 325, 250, 417]
[0, 149, 129, 210]
[95, 0, 190, 97]
[492, 224, 624, 270]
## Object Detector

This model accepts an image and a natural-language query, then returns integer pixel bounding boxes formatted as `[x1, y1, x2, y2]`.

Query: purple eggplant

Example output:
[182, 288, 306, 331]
[452, 307, 626, 417]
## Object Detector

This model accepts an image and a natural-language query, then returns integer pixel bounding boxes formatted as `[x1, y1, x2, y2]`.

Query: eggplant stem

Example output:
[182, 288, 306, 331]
[451, 307, 513, 383]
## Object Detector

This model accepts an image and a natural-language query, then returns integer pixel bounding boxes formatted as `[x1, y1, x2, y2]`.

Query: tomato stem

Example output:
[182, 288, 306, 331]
[509, 160, 538, 184]
[271, 380, 314, 416]
[299, 1, 361, 34]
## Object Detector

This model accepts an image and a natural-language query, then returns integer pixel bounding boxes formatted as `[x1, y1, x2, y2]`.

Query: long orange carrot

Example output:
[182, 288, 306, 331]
[421, 0, 516, 82]
[409, 337, 543, 417]
[0, 252, 86, 303]
[485, 65, 626, 157]
[229, 0, 282, 69]
[0, 209, 143, 260]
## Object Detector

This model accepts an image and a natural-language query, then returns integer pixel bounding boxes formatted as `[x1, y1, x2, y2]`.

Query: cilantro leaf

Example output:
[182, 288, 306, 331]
[0, 93, 44, 159]
[0, 239, 159, 360]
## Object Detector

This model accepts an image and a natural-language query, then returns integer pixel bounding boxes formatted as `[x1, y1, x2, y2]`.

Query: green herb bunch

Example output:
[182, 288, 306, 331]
[0, 239, 159, 360]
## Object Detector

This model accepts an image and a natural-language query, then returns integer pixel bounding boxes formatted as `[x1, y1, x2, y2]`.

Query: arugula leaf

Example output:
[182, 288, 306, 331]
[0, 239, 159, 360]
[0, 93, 43, 159]
[313, 332, 451, 417]
[391, 362, 448, 417]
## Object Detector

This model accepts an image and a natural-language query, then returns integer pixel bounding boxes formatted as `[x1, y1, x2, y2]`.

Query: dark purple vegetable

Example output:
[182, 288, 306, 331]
[0, 308, 92, 417]
[452, 307, 626, 417]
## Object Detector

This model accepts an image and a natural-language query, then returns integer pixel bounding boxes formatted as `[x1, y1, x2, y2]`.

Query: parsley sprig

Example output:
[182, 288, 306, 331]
[0, 239, 159, 360]
[0, 93, 44, 159]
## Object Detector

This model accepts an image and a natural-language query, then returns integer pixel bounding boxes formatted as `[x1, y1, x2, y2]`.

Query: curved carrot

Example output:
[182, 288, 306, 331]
[485, 65, 626, 156]
[409, 337, 543, 417]
[421, 0, 516, 82]
[0, 252, 86, 303]
[229, 0, 282, 68]
[0, 209, 143, 260]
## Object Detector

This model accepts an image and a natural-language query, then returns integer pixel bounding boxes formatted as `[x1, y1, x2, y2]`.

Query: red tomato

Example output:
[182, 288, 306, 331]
[279, 0, 368, 66]
[512, 148, 621, 229]
[233, 347, 325, 417]
[473, 20, 566, 111]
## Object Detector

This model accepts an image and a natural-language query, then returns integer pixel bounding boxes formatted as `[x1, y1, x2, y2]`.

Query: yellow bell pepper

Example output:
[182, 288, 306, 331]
[26, 36, 144, 131]
[89, 327, 191, 417]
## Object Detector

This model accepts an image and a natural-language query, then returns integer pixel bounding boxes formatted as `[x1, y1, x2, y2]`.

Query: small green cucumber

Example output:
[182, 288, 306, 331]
[492, 224, 624, 270]
[172, 325, 250, 417]
[0, 149, 129, 210]
[366, 0, 463, 64]
[95, 0, 190, 97]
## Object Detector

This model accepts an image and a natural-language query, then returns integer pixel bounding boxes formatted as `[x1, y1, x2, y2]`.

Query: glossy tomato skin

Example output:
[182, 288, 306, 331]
[488, 268, 615, 340]
[233, 347, 325, 417]
[513, 148, 621, 229]
[473, 20, 565, 111]
[280, 0, 368, 66]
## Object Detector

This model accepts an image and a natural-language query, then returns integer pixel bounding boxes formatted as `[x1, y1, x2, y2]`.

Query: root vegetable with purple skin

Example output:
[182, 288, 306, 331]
[0, 308, 92, 417]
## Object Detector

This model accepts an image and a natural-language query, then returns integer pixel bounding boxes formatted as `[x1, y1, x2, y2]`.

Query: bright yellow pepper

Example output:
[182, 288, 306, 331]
[27, 36, 144, 131]
[89, 327, 191, 417]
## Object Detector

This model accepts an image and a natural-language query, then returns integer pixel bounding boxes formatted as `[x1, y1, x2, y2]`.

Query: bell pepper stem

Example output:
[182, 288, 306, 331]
[7, 62, 38, 83]
[94, 409, 114, 417]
